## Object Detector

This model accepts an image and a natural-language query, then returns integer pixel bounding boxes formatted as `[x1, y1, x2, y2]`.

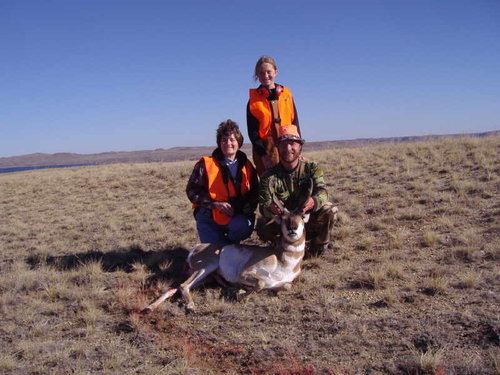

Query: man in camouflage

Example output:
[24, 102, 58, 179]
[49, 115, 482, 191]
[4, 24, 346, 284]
[257, 125, 338, 256]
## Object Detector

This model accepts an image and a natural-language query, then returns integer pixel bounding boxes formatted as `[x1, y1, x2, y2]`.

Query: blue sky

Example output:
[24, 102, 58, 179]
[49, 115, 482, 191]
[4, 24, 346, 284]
[1, 0, 499, 157]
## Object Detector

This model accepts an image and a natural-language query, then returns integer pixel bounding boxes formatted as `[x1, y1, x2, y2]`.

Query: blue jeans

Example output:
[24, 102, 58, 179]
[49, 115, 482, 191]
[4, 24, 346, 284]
[194, 207, 254, 244]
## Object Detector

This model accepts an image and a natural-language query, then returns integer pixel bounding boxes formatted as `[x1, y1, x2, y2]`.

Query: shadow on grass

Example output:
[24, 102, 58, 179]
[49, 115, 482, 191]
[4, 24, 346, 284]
[26, 245, 190, 285]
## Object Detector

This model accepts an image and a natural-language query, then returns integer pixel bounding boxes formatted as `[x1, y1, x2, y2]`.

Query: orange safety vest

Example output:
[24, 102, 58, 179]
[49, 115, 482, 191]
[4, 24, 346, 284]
[248, 87, 295, 139]
[197, 156, 254, 225]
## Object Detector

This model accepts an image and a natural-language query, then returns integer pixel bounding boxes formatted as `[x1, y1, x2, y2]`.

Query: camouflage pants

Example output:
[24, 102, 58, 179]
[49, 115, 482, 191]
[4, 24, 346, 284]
[256, 202, 338, 246]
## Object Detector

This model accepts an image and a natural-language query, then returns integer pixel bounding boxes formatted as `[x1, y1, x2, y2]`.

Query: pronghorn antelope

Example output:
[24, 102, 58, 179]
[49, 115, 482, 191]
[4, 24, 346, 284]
[143, 184, 313, 313]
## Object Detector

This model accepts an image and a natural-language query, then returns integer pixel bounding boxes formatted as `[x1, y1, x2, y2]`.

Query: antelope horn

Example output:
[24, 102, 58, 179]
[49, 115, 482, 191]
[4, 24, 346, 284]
[269, 176, 288, 215]
[271, 193, 288, 215]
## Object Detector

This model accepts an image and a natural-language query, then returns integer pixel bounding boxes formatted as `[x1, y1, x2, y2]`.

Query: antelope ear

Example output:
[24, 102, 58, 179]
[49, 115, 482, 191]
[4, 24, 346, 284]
[302, 213, 310, 223]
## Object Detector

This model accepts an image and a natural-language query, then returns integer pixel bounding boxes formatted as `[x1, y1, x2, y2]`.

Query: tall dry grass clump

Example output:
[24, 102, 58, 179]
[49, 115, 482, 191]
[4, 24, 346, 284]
[1, 136, 499, 374]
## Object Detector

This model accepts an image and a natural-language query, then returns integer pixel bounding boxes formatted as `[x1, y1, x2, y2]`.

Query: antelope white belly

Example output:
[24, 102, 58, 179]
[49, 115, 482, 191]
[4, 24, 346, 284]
[218, 245, 254, 283]
[258, 266, 299, 289]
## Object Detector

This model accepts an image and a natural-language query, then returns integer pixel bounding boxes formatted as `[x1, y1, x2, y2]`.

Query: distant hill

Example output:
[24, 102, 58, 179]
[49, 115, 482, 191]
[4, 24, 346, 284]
[1, 130, 498, 169]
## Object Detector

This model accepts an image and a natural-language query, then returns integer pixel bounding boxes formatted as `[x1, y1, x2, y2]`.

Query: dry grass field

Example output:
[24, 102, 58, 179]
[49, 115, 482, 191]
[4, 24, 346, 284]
[1, 136, 499, 375]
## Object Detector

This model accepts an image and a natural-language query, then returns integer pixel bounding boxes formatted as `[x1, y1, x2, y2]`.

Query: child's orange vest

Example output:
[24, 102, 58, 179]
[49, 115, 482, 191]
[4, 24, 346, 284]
[248, 87, 295, 139]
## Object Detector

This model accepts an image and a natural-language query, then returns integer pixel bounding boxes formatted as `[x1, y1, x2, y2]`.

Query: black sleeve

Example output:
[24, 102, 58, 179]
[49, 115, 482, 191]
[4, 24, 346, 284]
[292, 98, 301, 135]
[246, 101, 266, 156]
[247, 164, 260, 211]
[185, 160, 212, 207]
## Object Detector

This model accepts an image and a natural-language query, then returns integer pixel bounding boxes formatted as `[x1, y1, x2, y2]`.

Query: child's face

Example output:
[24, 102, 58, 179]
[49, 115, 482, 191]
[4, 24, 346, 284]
[257, 62, 278, 88]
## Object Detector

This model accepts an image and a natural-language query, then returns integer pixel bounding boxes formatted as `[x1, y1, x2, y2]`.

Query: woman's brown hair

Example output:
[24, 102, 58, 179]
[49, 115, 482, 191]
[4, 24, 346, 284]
[216, 119, 244, 148]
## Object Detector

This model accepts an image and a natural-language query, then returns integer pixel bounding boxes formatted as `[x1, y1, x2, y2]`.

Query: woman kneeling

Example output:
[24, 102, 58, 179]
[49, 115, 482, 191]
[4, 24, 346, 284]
[186, 119, 259, 244]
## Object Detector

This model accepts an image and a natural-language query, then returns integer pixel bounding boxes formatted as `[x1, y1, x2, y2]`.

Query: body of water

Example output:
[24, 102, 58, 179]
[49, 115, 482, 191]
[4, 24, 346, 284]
[0, 164, 94, 174]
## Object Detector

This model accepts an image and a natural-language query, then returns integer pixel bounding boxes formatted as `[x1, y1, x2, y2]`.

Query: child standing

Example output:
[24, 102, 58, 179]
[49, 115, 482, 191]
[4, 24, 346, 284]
[246, 56, 300, 176]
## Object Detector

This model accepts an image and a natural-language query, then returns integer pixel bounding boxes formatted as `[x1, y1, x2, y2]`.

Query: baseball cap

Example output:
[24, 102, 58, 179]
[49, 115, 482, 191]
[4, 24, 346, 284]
[277, 125, 305, 144]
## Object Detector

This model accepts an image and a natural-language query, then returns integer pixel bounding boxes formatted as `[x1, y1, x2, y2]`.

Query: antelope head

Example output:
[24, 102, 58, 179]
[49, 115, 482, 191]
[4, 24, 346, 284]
[272, 178, 313, 243]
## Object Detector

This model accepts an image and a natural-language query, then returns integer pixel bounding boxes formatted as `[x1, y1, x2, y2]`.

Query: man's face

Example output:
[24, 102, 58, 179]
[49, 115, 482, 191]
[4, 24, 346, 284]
[278, 140, 302, 164]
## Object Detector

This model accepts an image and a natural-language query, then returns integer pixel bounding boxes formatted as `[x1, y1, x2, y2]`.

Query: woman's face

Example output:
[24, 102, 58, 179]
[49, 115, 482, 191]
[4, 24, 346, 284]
[256, 62, 277, 89]
[220, 132, 239, 159]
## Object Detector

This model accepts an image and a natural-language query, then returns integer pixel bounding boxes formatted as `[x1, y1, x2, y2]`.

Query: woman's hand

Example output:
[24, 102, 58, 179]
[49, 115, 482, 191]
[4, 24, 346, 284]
[211, 201, 234, 217]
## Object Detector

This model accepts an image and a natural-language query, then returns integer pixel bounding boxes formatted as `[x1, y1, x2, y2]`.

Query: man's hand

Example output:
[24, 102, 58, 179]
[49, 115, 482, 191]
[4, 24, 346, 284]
[212, 201, 234, 217]
[302, 197, 315, 213]
[268, 200, 284, 215]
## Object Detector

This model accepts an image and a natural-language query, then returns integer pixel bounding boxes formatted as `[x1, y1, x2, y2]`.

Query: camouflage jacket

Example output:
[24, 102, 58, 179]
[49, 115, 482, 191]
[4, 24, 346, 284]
[259, 159, 329, 218]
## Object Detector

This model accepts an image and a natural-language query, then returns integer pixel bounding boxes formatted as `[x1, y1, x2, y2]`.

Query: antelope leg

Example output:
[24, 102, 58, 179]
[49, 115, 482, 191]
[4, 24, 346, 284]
[180, 262, 219, 312]
[235, 273, 266, 301]
[142, 288, 178, 313]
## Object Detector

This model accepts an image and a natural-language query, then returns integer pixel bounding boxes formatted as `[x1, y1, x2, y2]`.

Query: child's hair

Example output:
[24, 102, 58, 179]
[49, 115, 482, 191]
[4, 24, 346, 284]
[216, 119, 244, 148]
[253, 56, 277, 81]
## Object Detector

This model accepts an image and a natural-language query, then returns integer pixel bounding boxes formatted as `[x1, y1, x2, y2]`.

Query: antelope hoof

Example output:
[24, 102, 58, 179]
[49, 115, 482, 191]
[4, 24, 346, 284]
[235, 289, 248, 302]
[140, 307, 153, 315]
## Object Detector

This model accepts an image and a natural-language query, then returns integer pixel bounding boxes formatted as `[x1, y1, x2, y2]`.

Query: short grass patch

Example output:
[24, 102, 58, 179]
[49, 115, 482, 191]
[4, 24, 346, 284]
[1, 136, 499, 374]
